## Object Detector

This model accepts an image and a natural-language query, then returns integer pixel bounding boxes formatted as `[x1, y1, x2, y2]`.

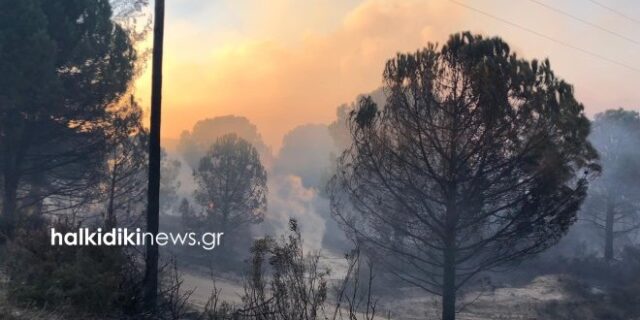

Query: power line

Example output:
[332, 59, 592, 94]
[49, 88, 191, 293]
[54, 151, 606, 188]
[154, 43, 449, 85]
[588, 0, 640, 26]
[527, 0, 640, 47]
[448, 0, 640, 74]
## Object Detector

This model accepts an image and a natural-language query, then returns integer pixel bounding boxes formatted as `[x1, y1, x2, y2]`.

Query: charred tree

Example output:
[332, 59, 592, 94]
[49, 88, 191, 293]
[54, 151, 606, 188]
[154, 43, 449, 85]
[330, 32, 598, 320]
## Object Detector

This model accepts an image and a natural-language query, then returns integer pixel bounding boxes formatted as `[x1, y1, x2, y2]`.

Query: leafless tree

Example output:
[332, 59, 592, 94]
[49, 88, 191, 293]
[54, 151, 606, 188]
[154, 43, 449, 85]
[238, 219, 328, 320]
[332, 247, 379, 320]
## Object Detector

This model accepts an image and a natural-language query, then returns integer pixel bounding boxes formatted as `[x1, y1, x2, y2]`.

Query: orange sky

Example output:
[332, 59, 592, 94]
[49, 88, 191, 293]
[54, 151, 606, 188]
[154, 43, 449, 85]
[135, 0, 640, 151]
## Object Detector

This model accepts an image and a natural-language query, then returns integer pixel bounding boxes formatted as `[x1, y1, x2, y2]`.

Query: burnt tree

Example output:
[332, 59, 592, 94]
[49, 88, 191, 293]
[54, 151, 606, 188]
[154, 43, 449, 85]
[330, 32, 598, 320]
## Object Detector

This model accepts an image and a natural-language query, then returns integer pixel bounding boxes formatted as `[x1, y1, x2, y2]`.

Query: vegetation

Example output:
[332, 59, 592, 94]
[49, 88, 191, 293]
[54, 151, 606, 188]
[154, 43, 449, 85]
[0, 0, 136, 240]
[189, 134, 267, 234]
[0, 1, 639, 318]
[330, 32, 598, 319]
[165, 219, 384, 320]
[582, 109, 640, 261]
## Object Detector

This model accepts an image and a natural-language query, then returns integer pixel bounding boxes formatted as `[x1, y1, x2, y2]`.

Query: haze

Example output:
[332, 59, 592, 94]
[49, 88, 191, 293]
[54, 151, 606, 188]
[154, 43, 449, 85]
[135, 0, 640, 151]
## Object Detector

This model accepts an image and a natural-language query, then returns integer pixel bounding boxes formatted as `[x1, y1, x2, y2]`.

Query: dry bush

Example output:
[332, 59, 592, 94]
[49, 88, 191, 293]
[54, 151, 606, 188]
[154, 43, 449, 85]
[184, 219, 386, 320]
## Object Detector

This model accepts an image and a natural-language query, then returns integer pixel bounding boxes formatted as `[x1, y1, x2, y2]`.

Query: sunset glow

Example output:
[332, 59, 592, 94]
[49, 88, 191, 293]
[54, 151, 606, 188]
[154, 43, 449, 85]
[135, 0, 640, 150]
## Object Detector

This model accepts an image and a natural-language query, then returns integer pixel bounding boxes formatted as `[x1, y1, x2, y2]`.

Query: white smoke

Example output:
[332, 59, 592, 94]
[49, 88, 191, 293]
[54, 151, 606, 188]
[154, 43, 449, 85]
[253, 174, 329, 252]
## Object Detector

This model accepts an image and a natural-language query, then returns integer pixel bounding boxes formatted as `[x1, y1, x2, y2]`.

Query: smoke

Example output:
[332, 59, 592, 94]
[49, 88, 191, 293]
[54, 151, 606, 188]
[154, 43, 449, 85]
[137, 0, 467, 149]
[177, 115, 273, 169]
[166, 111, 367, 254]
[273, 124, 336, 189]
[528, 109, 640, 261]
[269, 117, 371, 253]
[253, 175, 328, 252]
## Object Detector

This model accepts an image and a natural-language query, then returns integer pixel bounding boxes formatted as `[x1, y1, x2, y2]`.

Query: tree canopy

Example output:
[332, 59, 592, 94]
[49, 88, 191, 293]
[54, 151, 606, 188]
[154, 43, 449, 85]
[0, 0, 136, 237]
[191, 134, 267, 232]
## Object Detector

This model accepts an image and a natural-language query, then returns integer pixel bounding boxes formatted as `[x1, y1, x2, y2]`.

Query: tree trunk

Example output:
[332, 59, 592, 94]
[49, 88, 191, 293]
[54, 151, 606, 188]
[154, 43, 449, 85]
[442, 192, 458, 320]
[442, 248, 457, 320]
[442, 100, 459, 320]
[1, 174, 18, 240]
[143, 0, 165, 314]
[106, 165, 118, 229]
[604, 198, 615, 261]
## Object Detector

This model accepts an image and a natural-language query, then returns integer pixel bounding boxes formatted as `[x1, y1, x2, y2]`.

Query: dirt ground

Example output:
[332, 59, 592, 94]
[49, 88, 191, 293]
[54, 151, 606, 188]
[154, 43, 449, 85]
[181, 271, 581, 320]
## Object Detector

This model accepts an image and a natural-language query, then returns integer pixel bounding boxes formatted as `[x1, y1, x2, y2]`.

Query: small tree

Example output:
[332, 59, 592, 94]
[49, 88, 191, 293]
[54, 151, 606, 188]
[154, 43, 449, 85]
[192, 134, 267, 233]
[160, 149, 182, 215]
[102, 97, 148, 228]
[179, 198, 196, 232]
[330, 32, 598, 320]
[583, 109, 640, 261]
[238, 219, 328, 320]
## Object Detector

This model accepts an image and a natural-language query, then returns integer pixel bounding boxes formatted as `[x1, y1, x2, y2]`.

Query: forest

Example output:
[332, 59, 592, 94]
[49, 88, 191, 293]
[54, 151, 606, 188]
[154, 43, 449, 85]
[1, 1, 639, 319]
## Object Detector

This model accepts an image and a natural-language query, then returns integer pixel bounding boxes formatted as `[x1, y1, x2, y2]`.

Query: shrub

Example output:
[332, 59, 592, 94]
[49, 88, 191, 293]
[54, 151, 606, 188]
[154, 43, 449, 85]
[3, 221, 143, 317]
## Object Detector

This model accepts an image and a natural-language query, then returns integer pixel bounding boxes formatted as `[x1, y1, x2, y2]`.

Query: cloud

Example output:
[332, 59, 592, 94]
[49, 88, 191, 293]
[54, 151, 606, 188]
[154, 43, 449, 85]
[137, 0, 466, 150]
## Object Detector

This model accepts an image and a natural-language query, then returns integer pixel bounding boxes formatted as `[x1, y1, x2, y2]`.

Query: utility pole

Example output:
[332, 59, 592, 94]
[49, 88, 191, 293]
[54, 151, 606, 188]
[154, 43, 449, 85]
[143, 0, 164, 314]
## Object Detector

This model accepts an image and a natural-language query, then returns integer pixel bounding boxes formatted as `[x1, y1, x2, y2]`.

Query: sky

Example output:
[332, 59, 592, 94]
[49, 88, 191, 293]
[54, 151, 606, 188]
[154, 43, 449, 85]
[134, 0, 640, 151]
